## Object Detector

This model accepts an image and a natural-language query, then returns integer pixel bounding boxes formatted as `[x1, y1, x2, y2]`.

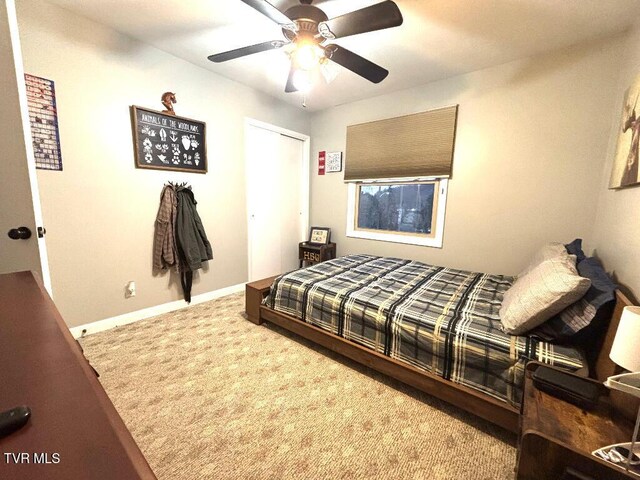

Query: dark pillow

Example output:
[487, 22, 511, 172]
[564, 238, 587, 263]
[565, 238, 587, 263]
[531, 257, 616, 342]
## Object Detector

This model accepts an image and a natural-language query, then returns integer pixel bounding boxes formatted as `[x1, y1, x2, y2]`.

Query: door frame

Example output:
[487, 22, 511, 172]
[244, 118, 310, 282]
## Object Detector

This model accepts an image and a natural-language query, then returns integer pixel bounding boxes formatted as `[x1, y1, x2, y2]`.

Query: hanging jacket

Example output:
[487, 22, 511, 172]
[153, 184, 177, 270]
[175, 187, 213, 270]
[175, 186, 213, 302]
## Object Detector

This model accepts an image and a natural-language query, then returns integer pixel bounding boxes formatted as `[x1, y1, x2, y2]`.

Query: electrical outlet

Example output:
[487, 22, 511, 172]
[125, 281, 136, 298]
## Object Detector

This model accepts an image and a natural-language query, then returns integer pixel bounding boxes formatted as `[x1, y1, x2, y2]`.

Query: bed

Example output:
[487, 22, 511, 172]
[245, 254, 631, 433]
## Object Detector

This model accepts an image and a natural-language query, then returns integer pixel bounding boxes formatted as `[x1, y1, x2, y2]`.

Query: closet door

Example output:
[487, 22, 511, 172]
[278, 134, 305, 274]
[247, 126, 282, 281]
[246, 123, 307, 282]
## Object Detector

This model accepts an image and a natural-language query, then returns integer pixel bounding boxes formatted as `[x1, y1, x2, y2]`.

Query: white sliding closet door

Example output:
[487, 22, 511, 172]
[278, 134, 305, 273]
[246, 122, 308, 282]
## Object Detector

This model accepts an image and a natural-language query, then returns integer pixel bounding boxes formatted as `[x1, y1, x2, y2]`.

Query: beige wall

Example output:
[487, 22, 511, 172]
[592, 24, 640, 300]
[309, 35, 625, 276]
[17, 0, 309, 327]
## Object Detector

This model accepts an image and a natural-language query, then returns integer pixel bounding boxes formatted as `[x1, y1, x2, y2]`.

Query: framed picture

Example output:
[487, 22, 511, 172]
[326, 151, 343, 173]
[25, 74, 63, 171]
[130, 105, 207, 174]
[609, 73, 640, 189]
[308, 227, 331, 245]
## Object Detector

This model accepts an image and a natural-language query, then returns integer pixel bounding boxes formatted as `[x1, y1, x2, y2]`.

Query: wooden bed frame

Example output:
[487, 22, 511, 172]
[245, 276, 632, 433]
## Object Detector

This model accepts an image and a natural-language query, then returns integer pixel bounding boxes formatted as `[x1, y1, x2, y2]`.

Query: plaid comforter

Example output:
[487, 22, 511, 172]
[265, 254, 585, 407]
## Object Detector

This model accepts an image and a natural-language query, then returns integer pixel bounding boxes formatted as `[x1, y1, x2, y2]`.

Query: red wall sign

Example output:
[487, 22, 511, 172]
[318, 151, 326, 175]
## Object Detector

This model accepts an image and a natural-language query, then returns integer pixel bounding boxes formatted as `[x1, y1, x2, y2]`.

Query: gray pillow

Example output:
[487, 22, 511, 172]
[500, 254, 591, 335]
[518, 242, 568, 278]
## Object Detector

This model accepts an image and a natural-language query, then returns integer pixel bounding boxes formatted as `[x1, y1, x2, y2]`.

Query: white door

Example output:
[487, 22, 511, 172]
[0, 0, 51, 293]
[246, 122, 308, 281]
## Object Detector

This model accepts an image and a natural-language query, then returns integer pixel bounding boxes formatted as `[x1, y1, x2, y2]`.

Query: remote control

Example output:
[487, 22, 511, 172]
[0, 406, 31, 438]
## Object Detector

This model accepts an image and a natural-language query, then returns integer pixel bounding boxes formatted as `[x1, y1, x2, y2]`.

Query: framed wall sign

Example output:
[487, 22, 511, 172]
[130, 106, 207, 173]
[318, 150, 326, 175]
[326, 151, 343, 173]
[308, 227, 331, 245]
[25, 74, 63, 171]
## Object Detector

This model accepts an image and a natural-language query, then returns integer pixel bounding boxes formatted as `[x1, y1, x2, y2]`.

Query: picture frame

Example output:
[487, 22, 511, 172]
[326, 151, 343, 173]
[308, 227, 331, 245]
[609, 73, 640, 189]
[130, 105, 207, 174]
[25, 74, 63, 171]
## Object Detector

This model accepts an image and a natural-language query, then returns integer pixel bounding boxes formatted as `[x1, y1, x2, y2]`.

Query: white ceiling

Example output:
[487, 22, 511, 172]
[45, 0, 640, 111]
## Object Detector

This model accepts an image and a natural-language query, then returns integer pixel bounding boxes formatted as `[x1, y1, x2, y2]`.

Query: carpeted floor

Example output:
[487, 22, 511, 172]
[80, 292, 517, 479]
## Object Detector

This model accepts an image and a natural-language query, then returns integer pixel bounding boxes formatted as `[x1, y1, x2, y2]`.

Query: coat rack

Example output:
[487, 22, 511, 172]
[166, 181, 190, 189]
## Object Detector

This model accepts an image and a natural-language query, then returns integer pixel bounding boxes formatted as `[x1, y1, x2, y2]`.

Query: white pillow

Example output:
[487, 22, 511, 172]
[500, 254, 591, 335]
[518, 242, 569, 278]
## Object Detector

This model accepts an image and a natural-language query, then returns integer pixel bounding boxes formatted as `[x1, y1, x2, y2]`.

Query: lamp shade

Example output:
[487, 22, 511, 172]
[610, 306, 640, 372]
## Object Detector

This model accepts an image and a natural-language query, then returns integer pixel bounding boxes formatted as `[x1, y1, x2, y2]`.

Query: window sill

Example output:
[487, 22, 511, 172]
[346, 229, 444, 248]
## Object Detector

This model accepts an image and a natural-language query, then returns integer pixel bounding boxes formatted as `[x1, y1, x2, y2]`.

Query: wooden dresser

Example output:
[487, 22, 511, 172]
[0, 271, 155, 480]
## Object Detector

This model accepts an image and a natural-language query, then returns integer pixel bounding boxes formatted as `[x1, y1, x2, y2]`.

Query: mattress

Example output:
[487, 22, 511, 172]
[265, 254, 585, 407]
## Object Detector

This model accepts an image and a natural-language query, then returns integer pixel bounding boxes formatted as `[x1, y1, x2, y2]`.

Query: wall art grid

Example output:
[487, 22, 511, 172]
[25, 74, 63, 171]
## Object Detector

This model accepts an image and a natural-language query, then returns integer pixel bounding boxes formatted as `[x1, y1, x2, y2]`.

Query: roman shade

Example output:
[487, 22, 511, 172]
[344, 105, 458, 181]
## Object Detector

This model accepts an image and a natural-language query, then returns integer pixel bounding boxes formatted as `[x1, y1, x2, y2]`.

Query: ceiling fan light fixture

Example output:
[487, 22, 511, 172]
[294, 41, 320, 71]
[320, 58, 340, 84]
[292, 69, 313, 93]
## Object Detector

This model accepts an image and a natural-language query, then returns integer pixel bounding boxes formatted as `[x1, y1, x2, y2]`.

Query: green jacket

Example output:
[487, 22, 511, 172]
[175, 187, 213, 271]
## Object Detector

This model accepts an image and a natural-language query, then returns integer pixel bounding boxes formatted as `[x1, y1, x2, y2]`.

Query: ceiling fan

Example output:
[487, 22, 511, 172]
[207, 0, 403, 93]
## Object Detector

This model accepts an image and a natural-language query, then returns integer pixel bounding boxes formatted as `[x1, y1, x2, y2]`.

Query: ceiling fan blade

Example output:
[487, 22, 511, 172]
[325, 45, 388, 83]
[319, 1, 403, 40]
[207, 40, 286, 63]
[240, 0, 296, 29]
[285, 65, 298, 93]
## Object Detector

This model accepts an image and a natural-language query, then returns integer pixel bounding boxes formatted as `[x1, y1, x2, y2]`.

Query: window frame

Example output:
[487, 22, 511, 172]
[346, 177, 448, 248]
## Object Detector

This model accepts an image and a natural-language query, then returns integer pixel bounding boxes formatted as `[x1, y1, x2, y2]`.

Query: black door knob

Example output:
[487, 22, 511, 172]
[8, 227, 32, 240]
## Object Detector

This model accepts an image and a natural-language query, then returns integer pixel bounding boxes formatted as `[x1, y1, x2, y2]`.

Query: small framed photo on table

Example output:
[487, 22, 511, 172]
[308, 227, 331, 245]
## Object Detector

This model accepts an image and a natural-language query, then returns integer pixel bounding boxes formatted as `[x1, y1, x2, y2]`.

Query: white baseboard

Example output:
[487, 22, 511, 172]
[69, 283, 245, 339]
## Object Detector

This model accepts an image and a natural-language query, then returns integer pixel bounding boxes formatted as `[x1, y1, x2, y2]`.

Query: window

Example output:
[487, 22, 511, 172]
[346, 178, 448, 247]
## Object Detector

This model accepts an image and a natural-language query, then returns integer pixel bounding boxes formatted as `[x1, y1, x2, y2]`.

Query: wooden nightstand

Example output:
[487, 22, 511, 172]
[517, 362, 636, 480]
[298, 242, 336, 268]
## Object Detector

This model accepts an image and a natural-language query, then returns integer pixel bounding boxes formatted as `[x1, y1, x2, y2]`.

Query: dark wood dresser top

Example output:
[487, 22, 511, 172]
[518, 362, 636, 479]
[0, 271, 155, 480]
[522, 363, 633, 452]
